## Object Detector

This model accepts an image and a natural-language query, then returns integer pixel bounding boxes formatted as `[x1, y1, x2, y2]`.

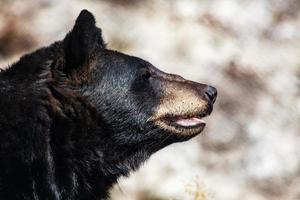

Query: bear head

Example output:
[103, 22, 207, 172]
[60, 10, 217, 153]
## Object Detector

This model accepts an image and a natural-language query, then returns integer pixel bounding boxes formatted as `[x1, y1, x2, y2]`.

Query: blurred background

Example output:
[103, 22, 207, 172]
[0, 0, 299, 199]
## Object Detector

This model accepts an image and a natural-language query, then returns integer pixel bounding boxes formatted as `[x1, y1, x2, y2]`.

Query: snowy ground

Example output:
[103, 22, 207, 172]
[0, 0, 299, 199]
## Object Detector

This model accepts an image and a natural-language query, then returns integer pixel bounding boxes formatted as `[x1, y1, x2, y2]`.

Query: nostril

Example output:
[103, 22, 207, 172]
[205, 91, 212, 102]
[205, 86, 217, 103]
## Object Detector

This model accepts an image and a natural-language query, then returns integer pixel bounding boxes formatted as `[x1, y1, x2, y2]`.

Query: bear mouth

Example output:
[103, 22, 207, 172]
[163, 114, 207, 128]
[156, 112, 210, 136]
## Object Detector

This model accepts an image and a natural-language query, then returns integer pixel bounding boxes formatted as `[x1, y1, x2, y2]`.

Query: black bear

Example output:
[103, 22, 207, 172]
[0, 10, 217, 200]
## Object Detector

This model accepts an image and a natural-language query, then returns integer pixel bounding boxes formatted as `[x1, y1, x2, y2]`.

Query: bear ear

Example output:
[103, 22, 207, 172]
[63, 9, 105, 73]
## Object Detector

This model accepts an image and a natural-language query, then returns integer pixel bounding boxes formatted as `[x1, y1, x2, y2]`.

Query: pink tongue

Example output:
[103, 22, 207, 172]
[176, 117, 205, 127]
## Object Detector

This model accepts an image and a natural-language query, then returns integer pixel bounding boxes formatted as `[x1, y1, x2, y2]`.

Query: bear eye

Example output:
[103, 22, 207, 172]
[140, 68, 151, 80]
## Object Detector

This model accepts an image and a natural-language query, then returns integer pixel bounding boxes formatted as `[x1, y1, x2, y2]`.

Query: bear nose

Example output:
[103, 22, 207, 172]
[204, 85, 217, 103]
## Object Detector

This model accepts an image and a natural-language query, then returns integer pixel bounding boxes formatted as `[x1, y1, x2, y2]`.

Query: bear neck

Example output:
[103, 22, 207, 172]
[48, 84, 155, 198]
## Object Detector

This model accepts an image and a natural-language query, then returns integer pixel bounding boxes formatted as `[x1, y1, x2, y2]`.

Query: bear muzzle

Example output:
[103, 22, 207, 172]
[151, 73, 217, 136]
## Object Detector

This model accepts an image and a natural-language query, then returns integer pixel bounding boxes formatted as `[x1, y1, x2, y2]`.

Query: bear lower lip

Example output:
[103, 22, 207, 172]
[153, 114, 208, 136]
[153, 112, 210, 135]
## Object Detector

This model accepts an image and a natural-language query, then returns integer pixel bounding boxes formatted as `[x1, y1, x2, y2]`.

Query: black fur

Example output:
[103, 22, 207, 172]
[0, 10, 216, 200]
